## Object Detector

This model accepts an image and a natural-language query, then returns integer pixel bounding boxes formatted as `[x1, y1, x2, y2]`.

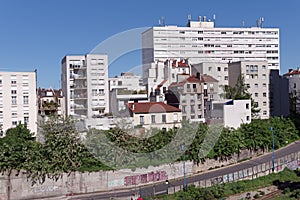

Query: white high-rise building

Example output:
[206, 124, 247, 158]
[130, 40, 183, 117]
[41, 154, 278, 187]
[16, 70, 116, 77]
[61, 54, 109, 120]
[0, 71, 37, 137]
[142, 17, 280, 81]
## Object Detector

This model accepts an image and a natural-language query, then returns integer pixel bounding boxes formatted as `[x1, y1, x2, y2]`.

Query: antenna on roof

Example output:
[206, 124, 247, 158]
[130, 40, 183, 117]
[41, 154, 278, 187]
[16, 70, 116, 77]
[161, 16, 165, 26]
[187, 14, 191, 27]
[213, 14, 216, 22]
[256, 17, 264, 28]
[242, 20, 245, 28]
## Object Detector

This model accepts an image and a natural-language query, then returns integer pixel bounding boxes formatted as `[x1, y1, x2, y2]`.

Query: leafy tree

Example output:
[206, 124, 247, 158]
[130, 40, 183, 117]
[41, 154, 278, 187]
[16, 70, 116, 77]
[0, 123, 36, 175]
[222, 74, 260, 117]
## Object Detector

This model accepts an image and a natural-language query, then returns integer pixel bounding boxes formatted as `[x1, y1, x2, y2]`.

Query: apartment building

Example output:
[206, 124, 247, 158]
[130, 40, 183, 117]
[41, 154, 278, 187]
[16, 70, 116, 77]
[167, 74, 218, 122]
[127, 102, 182, 130]
[0, 71, 37, 136]
[109, 72, 145, 92]
[37, 88, 65, 117]
[192, 62, 229, 99]
[144, 59, 191, 101]
[142, 17, 280, 83]
[283, 68, 300, 114]
[61, 54, 110, 128]
[228, 61, 270, 119]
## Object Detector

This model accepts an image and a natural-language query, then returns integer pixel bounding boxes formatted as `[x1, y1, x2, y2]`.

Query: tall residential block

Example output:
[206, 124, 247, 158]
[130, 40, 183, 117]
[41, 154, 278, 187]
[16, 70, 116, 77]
[142, 17, 280, 82]
[0, 71, 37, 136]
[228, 60, 270, 119]
[61, 54, 109, 119]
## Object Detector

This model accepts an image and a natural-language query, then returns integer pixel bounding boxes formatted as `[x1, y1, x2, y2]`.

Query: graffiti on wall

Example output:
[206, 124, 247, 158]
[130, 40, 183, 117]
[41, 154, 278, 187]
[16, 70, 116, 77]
[33, 185, 59, 193]
[124, 170, 168, 186]
[0, 193, 8, 200]
[286, 160, 299, 170]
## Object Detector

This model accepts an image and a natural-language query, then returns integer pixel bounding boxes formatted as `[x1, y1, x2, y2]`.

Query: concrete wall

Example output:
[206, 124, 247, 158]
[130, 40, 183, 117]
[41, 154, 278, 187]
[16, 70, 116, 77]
[0, 149, 299, 200]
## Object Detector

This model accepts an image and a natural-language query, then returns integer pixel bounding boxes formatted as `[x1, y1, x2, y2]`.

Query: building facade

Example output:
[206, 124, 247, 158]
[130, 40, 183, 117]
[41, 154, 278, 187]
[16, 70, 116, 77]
[192, 62, 229, 99]
[142, 17, 280, 83]
[109, 72, 145, 92]
[283, 68, 300, 114]
[167, 74, 218, 122]
[228, 60, 270, 119]
[61, 54, 109, 119]
[38, 88, 65, 118]
[0, 71, 37, 136]
[127, 102, 182, 130]
[206, 99, 251, 129]
[269, 70, 289, 117]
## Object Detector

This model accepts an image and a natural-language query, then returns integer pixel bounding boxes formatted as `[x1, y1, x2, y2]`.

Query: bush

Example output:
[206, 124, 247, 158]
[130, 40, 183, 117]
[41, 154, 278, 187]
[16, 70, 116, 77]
[253, 193, 260, 199]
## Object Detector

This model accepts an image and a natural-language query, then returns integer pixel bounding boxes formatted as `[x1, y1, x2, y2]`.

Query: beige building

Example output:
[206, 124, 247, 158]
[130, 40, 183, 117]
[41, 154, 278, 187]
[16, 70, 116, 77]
[0, 71, 37, 136]
[192, 62, 229, 99]
[168, 74, 218, 122]
[127, 102, 182, 130]
[228, 61, 270, 119]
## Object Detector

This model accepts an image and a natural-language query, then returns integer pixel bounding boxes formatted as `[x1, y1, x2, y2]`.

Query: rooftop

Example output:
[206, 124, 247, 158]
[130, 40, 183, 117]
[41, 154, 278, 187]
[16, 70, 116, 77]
[127, 102, 181, 114]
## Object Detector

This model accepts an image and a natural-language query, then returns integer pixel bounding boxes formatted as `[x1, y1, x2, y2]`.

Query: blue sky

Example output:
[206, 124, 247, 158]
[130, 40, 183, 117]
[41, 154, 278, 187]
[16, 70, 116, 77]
[0, 0, 299, 88]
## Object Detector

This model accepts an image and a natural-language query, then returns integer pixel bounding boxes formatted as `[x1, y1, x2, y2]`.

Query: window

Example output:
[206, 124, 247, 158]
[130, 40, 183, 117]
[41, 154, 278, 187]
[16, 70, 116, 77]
[23, 96, 29, 104]
[262, 83, 267, 87]
[92, 89, 97, 96]
[263, 92, 267, 97]
[11, 80, 17, 84]
[99, 89, 104, 94]
[118, 81, 122, 86]
[0, 80, 2, 84]
[224, 67, 228, 72]
[263, 101, 267, 106]
[151, 115, 156, 124]
[173, 113, 178, 122]
[246, 116, 250, 121]
[12, 121, 17, 126]
[12, 112, 17, 117]
[294, 83, 296, 88]
[11, 90, 17, 94]
[255, 93, 258, 97]
[263, 110, 267, 115]
[198, 104, 202, 110]
[162, 114, 166, 123]
[262, 65, 266, 70]
[182, 106, 186, 113]
[224, 76, 228, 80]
[191, 106, 195, 113]
[140, 116, 144, 125]
[254, 83, 258, 88]
[217, 67, 221, 72]
[262, 74, 266, 79]
[246, 103, 249, 109]
[11, 96, 17, 105]
[24, 117, 29, 124]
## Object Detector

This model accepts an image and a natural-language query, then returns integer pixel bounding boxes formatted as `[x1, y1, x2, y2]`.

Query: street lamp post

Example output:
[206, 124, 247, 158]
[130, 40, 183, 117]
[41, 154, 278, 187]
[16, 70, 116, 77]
[270, 127, 275, 172]
[181, 144, 187, 191]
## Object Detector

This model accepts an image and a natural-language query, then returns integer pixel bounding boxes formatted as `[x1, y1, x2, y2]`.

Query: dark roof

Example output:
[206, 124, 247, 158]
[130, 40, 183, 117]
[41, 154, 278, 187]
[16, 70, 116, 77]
[201, 74, 218, 83]
[127, 102, 181, 114]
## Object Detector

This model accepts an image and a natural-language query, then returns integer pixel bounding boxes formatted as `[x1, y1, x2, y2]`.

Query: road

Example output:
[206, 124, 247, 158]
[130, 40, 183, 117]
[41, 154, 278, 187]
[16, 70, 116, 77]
[73, 141, 300, 200]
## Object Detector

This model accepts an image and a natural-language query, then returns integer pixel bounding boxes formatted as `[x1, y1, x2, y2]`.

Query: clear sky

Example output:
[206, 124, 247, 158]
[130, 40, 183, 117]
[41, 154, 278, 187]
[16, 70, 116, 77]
[0, 0, 299, 88]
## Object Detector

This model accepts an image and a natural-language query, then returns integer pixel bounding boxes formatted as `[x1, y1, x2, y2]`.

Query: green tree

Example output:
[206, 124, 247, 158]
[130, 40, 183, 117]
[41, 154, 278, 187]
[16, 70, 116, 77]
[222, 74, 260, 117]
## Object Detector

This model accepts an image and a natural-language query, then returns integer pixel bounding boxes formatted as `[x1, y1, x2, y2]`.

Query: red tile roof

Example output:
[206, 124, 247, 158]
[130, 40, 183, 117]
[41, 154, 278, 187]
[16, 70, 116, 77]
[283, 69, 300, 76]
[169, 75, 200, 87]
[127, 102, 181, 114]
[201, 74, 218, 83]
[156, 79, 168, 89]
